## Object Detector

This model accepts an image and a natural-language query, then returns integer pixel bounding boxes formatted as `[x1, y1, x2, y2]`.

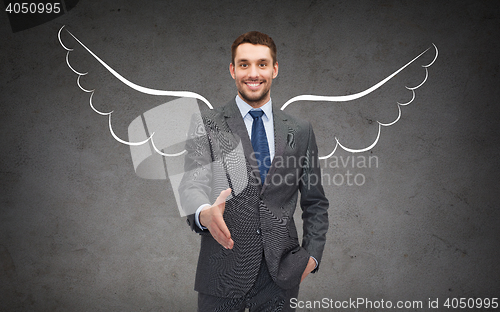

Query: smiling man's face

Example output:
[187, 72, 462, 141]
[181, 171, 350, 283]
[230, 43, 279, 108]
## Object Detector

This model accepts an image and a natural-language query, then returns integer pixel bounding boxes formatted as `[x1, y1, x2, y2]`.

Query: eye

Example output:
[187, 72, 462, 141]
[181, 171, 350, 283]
[259, 63, 267, 68]
[240, 64, 248, 68]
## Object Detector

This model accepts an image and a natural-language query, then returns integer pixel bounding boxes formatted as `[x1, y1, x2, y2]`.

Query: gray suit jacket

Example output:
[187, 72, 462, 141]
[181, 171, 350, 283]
[179, 99, 328, 298]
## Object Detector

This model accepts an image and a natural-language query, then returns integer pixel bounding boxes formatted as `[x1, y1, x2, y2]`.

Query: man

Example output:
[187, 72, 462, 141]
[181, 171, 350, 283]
[179, 31, 329, 311]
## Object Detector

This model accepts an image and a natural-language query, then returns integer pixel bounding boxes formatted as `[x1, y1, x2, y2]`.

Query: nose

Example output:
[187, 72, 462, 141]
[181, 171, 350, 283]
[248, 64, 259, 78]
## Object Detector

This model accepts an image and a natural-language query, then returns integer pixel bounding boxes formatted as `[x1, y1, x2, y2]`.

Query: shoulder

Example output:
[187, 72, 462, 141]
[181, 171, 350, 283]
[200, 99, 236, 119]
[193, 99, 236, 132]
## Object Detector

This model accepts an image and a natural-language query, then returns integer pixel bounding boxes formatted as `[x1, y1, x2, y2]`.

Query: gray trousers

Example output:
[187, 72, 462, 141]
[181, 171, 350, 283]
[197, 259, 300, 312]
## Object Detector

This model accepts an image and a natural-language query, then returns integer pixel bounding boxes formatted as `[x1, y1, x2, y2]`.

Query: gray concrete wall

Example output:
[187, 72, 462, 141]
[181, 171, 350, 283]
[1, 0, 499, 311]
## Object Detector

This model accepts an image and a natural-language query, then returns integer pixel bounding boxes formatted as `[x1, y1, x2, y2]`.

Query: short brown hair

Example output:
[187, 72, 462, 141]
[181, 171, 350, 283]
[231, 31, 277, 65]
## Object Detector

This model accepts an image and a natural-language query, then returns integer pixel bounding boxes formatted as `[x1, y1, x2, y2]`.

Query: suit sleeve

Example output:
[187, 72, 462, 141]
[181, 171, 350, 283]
[299, 122, 329, 272]
[178, 113, 213, 233]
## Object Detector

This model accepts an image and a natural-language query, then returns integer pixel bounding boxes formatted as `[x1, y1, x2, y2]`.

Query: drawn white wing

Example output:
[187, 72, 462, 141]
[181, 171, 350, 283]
[59, 25, 226, 216]
[59, 26, 438, 215]
[60, 25, 438, 161]
[58, 25, 214, 157]
[280, 44, 438, 159]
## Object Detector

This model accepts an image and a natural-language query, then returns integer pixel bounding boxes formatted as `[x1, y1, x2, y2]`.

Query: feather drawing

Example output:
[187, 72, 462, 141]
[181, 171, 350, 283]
[59, 25, 438, 215]
[58, 25, 438, 161]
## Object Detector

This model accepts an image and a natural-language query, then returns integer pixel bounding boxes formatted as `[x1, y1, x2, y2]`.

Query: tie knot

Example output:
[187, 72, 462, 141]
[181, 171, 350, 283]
[249, 110, 264, 120]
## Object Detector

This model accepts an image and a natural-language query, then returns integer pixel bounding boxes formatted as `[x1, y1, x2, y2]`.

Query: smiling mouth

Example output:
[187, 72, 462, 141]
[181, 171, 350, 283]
[245, 81, 263, 89]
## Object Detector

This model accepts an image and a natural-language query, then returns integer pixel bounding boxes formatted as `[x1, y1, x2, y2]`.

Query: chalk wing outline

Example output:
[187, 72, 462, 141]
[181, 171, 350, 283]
[58, 25, 213, 157]
[58, 25, 438, 160]
[280, 44, 438, 158]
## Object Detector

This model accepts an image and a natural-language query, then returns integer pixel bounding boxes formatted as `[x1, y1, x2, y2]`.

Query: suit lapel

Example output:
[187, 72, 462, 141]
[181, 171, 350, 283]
[261, 108, 289, 194]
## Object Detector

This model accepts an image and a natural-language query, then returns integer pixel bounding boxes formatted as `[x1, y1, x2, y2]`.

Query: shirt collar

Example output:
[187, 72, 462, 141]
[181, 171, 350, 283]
[235, 95, 273, 120]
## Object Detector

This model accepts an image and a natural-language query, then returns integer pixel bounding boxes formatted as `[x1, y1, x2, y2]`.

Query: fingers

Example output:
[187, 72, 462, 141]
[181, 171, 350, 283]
[200, 188, 234, 249]
[208, 213, 233, 249]
[215, 214, 233, 249]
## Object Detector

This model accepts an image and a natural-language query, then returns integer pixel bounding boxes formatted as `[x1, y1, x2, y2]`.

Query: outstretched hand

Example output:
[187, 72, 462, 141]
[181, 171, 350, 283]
[199, 188, 234, 249]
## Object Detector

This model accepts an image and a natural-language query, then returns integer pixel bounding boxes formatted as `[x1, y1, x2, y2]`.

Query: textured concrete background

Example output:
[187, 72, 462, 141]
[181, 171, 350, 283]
[1, 0, 499, 311]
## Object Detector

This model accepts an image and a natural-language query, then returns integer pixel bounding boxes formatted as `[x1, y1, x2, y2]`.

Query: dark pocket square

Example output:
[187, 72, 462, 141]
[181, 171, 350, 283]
[287, 128, 296, 149]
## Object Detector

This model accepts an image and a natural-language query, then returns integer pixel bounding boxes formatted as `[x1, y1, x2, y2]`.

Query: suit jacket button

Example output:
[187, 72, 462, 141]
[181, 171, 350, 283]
[256, 228, 261, 235]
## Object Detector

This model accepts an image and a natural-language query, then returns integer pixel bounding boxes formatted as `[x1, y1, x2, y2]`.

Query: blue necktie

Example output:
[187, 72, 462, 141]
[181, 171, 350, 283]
[249, 110, 271, 185]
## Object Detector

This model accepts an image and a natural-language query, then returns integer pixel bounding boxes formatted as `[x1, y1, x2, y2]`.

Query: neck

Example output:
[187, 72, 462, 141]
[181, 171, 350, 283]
[238, 92, 270, 108]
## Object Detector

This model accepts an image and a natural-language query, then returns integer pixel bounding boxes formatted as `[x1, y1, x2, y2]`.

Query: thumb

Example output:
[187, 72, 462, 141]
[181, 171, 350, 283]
[213, 188, 232, 210]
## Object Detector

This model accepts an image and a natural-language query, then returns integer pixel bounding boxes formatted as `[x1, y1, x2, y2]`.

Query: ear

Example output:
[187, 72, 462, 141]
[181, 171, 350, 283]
[273, 61, 279, 79]
[229, 63, 236, 79]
